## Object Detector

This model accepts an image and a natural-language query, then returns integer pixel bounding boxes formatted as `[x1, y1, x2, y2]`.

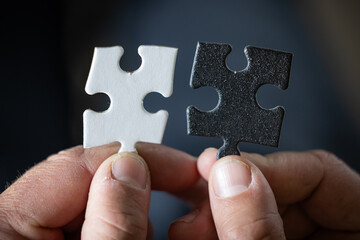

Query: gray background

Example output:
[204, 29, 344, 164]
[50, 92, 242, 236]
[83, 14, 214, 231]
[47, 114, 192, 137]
[1, 0, 359, 239]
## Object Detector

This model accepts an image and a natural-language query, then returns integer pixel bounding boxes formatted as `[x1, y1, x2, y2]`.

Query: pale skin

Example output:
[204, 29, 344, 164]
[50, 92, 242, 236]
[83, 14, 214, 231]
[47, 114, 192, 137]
[0, 142, 359, 239]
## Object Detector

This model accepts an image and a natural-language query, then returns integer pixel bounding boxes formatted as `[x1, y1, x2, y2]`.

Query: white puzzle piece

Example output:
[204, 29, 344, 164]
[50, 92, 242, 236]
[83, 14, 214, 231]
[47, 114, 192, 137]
[83, 45, 178, 152]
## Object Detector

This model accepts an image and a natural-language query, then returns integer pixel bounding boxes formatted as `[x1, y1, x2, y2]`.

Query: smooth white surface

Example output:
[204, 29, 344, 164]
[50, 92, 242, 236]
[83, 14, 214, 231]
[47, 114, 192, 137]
[84, 45, 177, 152]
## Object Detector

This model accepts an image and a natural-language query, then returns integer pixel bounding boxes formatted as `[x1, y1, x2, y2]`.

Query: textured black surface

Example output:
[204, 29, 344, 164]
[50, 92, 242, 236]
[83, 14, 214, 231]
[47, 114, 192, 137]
[187, 42, 292, 159]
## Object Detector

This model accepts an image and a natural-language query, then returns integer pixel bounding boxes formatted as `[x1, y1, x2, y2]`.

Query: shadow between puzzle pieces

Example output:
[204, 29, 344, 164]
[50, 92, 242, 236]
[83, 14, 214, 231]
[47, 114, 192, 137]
[186, 42, 293, 159]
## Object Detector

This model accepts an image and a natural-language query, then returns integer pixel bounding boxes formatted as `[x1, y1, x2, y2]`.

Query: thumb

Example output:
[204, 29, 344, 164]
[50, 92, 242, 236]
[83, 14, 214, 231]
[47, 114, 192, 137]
[82, 152, 151, 240]
[209, 156, 285, 240]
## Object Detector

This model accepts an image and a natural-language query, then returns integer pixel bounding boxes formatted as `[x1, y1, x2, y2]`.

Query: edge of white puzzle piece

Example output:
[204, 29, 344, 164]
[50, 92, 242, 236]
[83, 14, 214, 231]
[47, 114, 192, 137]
[83, 45, 178, 153]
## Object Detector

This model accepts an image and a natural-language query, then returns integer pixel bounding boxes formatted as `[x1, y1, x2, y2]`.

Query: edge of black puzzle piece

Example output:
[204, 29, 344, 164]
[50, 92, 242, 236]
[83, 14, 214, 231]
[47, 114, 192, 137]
[186, 42, 293, 159]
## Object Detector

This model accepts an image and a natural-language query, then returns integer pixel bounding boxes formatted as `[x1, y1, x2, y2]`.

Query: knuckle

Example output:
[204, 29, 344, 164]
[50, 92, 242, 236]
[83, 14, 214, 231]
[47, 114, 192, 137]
[46, 145, 84, 163]
[0, 194, 26, 237]
[222, 212, 285, 240]
[0, 200, 10, 227]
[95, 209, 147, 239]
[309, 150, 342, 166]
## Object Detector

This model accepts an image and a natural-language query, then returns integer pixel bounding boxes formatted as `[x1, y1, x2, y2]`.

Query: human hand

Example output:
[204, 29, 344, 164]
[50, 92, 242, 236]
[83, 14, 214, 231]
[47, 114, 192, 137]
[0, 142, 204, 240]
[169, 148, 360, 239]
[2, 145, 359, 240]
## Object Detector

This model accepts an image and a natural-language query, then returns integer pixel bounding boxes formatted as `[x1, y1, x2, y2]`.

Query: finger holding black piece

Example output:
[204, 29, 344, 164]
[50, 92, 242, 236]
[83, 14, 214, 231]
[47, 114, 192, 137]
[208, 155, 285, 240]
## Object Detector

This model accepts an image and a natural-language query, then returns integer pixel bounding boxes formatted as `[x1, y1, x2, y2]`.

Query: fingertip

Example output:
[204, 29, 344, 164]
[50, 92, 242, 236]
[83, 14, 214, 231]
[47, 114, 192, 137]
[209, 157, 252, 198]
[110, 152, 149, 189]
[197, 148, 218, 181]
[136, 142, 199, 192]
[82, 142, 121, 174]
[172, 209, 200, 225]
[169, 200, 217, 240]
[84, 141, 121, 157]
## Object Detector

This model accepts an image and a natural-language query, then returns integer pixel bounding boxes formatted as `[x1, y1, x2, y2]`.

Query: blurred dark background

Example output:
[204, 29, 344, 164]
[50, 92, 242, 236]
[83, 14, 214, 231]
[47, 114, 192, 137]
[1, 0, 359, 239]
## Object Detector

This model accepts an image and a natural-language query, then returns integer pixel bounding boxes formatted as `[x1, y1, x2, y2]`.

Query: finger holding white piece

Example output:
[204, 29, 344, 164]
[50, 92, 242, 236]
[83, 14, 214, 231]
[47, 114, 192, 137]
[81, 152, 151, 240]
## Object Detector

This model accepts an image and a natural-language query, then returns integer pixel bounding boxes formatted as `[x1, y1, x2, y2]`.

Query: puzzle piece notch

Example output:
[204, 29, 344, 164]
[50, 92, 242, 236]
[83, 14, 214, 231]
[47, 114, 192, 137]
[187, 42, 292, 159]
[84, 45, 177, 153]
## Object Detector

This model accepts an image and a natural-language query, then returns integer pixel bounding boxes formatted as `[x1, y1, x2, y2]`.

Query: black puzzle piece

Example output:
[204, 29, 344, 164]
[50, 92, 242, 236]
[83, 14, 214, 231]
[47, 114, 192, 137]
[187, 42, 292, 159]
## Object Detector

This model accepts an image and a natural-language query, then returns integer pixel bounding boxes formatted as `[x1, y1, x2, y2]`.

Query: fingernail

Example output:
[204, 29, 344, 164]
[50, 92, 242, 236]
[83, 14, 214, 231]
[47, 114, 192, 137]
[212, 159, 251, 198]
[177, 209, 199, 223]
[205, 147, 218, 151]
[111, 153, 147, 189]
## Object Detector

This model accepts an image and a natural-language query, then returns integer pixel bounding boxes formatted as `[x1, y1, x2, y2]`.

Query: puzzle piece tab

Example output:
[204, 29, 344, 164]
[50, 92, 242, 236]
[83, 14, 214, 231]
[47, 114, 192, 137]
[187, 42, 292, 159]
[84, 45, 177, 152]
